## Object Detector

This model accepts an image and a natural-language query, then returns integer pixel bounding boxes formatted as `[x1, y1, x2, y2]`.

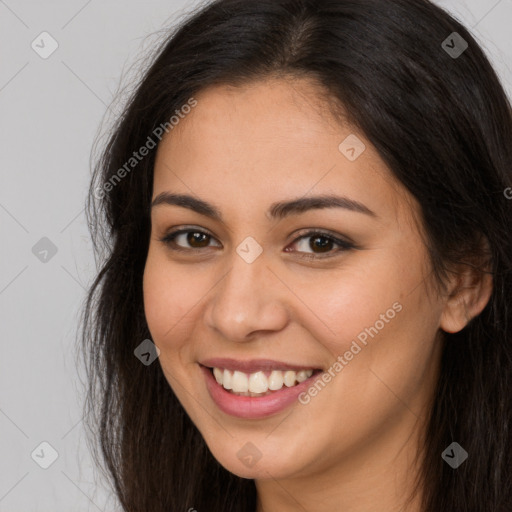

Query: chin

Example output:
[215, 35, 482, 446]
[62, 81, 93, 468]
[201, 430, 315, 481]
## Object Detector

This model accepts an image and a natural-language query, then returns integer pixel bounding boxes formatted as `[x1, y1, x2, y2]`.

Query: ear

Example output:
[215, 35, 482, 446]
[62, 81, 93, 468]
[440, 239, 493, 334]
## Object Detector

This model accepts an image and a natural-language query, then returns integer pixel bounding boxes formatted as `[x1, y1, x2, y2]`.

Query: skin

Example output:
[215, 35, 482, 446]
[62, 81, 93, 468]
[143, 77, 492, 512]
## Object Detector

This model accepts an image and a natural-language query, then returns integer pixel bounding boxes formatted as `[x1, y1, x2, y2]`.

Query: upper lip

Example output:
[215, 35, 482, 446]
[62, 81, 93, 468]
[200, 358, 321, 373]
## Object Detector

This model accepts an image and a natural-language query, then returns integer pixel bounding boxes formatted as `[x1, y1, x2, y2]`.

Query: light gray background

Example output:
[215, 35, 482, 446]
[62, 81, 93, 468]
[1, 1, 511, 510]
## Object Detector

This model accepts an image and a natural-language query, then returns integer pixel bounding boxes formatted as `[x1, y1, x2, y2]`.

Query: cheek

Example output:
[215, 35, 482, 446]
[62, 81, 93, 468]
[313, 247, 439, 395]
[142, 250, 200, 351]
[307, 264, 405, 356]
[322, 282, 440, 423]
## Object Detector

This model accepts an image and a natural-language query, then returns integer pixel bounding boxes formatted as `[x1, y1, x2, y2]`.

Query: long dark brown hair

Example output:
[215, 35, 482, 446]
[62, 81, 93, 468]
[80, 0, 512, 510]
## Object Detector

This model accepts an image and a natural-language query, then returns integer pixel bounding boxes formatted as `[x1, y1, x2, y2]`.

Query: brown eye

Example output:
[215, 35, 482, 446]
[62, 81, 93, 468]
[160, 229, 221, 251]
[186, 231, 210, 248]
[286, 231, 355, 260]
[309, 235, 334, 253]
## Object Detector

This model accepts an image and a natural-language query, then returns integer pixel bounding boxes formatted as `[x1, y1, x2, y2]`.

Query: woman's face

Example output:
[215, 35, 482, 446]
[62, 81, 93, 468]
[143, 78, 446, 481]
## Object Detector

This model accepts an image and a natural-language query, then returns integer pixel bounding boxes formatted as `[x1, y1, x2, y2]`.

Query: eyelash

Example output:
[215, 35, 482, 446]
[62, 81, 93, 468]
[158, 227, 356, 260]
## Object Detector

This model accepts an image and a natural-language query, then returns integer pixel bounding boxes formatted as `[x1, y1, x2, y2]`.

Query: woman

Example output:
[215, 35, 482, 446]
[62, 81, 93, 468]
[81, 0, 512, 510]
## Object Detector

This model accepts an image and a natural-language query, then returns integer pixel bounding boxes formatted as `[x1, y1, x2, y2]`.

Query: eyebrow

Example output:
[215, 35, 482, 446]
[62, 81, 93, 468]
[150, 192, 377, 220]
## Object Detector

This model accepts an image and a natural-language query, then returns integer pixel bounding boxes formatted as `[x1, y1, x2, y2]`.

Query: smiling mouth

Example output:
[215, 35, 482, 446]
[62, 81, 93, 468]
[206, 366, 323, 397]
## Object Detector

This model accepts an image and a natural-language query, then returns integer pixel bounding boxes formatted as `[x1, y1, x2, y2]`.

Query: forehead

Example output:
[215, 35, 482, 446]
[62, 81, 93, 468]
[152, 78, 417, 224]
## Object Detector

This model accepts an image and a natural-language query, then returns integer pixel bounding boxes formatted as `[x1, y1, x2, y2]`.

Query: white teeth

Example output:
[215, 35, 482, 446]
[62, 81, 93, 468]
[268, 370, 284, 391]
[232, 371, 249, 392]
[223, 369, 232, 390]
[212, 367, 315, 394]
[296, 370, 309, 383]
[249, 371, 268, 393]
[283, 370, 296, 387]
[213, 367, 223, 384]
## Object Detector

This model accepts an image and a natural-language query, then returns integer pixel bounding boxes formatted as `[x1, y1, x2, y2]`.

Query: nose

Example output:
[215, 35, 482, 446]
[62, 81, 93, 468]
[204, 251, 290, 342]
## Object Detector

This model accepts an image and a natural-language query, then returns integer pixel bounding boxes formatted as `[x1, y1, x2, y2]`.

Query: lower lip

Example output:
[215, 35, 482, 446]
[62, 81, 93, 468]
[201, 365, 321, 419]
